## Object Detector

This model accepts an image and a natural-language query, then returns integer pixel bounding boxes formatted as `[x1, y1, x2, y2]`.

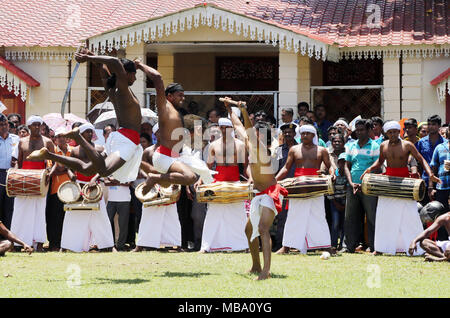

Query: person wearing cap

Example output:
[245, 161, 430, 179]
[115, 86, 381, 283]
[9, 115, 54, 252]
[275, 124, 334, 255]
[28, 48, 144, 189]
[45, 128, 72, 251]
[0, 113, 20, 233]
[361, 120, 441, 256]
[409, 211, 450, 262]
[132, 121, 182, 252]
[198, 117, 249, 253]
[60, 123, 114, 253]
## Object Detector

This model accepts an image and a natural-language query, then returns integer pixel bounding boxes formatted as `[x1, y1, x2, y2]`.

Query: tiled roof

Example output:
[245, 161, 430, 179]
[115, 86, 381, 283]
[0, 0, 448, 48]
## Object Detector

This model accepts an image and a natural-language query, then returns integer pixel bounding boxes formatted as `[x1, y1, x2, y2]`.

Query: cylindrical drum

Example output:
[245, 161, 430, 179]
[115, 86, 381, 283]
[135, 183, 181, 207]
[6, 168, 49, 197]
[196, 182, 254, 203]
[361, 173, 425, 201]
[278, 175, 334, 199]
[57, 181, 82, 204]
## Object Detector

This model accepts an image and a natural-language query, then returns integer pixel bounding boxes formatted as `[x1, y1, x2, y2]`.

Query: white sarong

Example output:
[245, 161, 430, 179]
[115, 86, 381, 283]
[105, 130, 143, 183]
[249, 194, 277, 242]
[374, 196, 425, 255]
[60, 197, 114, 252]
[201, 202, 248, 252]
[10, 196, 47, 247]
[282, 197, 331, 253]
[136, 203, 181, 248]
[436, 238, 450, 253]
[152, 148, 216, 184]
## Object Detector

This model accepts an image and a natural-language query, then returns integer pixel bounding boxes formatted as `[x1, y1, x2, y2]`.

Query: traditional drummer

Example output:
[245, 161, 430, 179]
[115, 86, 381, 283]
[10, 115, 54, 252]
[199, 117, 249, 253]
[275, 124, 335, 255]
[361, 120, 441, 256]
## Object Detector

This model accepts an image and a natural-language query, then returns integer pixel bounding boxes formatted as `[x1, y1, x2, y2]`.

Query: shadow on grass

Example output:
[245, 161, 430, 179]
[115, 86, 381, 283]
[92, 278, 151, 285]
[235, 273, 288, 280]
[154, 271, 214, 278]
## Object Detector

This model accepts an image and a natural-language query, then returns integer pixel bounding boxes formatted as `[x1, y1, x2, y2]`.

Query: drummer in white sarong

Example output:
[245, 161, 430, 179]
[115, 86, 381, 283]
[275, 125, 335, 255]
[361, 121, 441, 256]
[199, 118, 249, 253]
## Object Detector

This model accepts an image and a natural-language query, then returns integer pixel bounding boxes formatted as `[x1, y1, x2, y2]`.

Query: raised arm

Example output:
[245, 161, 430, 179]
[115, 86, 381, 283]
[223, 97, 247, 141]
[134, 60, 167, 114]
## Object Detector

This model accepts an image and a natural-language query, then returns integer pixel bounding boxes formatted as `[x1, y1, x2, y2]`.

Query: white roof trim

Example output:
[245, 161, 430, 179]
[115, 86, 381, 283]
[437, 79, 449, 103]
[87, 5, 333, 61]
[4, 47, 76, 62]
[340, 44, 450, 60]
[0, 64, 28, 101]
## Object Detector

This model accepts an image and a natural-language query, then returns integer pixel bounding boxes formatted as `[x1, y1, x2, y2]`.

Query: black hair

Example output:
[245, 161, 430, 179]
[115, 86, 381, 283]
[140, 133, 152, 144]
[297, 102, 309, 110]
[332, 133, 345, 143]
[0, 113, 7, 122]
[427, 114, 442, 126]
[72, 122, 83, 129]
[255, 110, 267, 117]
[165, 83, 184, 96]
[254, 121, 272, 147]
[7, 113, 21, 123]
[355, 119, 371, 131]
[299, 116, 313, 125]
[404, 118, 418, 127]
[106, 58, 136, 89]
[17, 125, 30, 133]
[103, 124, 116, 135]
[370, 116, 384, 126]
[8, 121, 15, 129]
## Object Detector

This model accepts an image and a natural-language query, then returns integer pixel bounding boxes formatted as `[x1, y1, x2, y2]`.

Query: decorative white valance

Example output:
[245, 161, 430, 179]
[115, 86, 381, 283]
[5, 50, 75, 62]
[437, 79, 449, 103]
[340, 45, 450, 60]
[87, 5, 332, 61]
[0, 66, 28, 101]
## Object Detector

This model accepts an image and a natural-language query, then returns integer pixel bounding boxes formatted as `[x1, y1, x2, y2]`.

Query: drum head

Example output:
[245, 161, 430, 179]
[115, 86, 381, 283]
[159, 184, 180, 197]
[81, 184, 102, 203]
[57, 181, 81, 203]
[135, 182, 158, 203]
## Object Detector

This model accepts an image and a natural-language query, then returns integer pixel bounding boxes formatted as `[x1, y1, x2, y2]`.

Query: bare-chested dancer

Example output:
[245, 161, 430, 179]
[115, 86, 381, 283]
[409, 212, 450, 262]
[27, 48, 143, 184]
[10, 115, 54, 252]
[199, 117, 249, 253]
[361, 121, 441, 255]
[134, 60, 214, 194]
[223, 97, 288, 281]
[275, 124, 335, 255]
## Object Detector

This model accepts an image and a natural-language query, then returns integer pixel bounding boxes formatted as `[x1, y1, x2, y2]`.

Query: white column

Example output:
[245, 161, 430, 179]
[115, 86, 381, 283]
[401, 58, 423, 120]
[278, 51, 299, 121]
[382, 57, 401, 120]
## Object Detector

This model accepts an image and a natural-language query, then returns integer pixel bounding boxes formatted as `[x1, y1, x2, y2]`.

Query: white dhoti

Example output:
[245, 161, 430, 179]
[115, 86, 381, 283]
[105, 130, 143, 183]
[249, 194, 277, 242]
[136, 203, 181, 248]
[436, 239, 450, 253]
[60, 198, 114, 252]
[10, 196, 47, 247]
[374, 196, 425, 255]
[201, 202, 248, 252]
[152, 147, 216, 184]
[282, 197, 331, 254]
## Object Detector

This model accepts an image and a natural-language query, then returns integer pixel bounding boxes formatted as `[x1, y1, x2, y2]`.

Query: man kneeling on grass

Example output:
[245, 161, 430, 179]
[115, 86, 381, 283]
[409, 211, 450, 262]
[0, 221, 33, 256]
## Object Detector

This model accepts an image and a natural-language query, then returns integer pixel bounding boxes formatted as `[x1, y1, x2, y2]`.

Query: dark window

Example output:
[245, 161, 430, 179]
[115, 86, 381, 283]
[323, 59, 383, 86]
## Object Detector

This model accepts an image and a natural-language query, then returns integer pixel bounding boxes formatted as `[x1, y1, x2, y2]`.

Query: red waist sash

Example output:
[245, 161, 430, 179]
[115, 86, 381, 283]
[295, 167, 319, 177]
[384, 167, 410, 178]
[214, 165, 240, 182]
[118, 128, 140, 145]
[256, 183, 289, 213]
[156, 145, 180, 158]
[76, 172, 95, 182]
[22, 161, 46, 170]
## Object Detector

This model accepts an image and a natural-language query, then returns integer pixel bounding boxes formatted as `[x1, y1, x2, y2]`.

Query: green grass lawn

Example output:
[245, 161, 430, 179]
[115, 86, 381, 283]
[0, 250, 448, 298]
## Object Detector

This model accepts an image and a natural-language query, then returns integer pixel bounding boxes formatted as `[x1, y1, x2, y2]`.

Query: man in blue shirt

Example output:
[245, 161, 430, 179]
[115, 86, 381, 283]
[315, 104, 333, 143]
[342, 119, 380, 253]
[0, 113, 19, 231]
[416, 115, 447, 203]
